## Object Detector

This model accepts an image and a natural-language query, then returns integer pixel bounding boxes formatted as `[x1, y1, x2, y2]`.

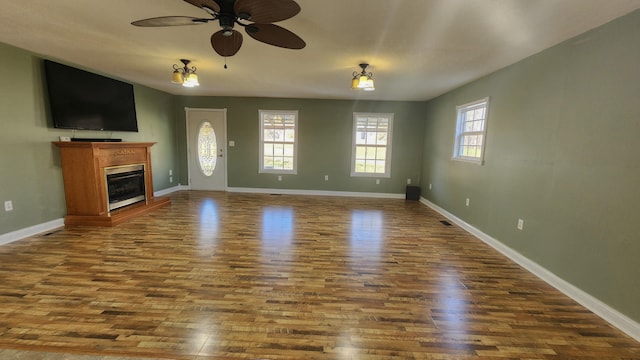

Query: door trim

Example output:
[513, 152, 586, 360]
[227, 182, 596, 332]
[185, 107, 228, 190]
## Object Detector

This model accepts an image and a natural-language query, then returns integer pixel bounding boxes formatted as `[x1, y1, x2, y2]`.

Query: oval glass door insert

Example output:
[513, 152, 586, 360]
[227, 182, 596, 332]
[197, 121, 217, 176]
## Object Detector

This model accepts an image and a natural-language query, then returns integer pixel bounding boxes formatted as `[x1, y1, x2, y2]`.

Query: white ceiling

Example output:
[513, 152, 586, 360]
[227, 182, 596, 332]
[1, 0, 639, 101]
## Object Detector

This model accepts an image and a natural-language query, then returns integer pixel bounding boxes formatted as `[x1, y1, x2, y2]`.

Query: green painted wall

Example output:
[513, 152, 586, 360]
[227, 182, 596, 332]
[0, 44, 66, 233]
[420, 10, 640, 322]
[0, 43, 179, 235]
[175, 97, 425, 194]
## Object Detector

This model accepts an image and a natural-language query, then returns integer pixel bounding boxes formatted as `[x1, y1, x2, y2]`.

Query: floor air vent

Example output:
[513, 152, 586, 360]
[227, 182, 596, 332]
[440, 220, 452, 226]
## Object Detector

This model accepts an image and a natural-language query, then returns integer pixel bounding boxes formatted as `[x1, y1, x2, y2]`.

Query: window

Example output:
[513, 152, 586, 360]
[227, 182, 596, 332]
[351, 112, 393, 177]
[453, 97, 490, 164]
[259, 110, 298, 174]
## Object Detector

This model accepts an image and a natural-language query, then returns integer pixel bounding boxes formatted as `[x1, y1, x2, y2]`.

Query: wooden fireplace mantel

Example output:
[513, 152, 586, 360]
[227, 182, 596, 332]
[54, 141, 170, 226]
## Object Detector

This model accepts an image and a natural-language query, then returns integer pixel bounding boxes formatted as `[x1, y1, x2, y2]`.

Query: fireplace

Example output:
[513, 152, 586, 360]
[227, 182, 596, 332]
[105, 164, 146, 211]
[54, 141, 170, 226]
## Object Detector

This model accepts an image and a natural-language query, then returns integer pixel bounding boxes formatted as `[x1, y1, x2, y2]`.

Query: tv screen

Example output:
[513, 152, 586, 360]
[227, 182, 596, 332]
[44, 60, 139, 132]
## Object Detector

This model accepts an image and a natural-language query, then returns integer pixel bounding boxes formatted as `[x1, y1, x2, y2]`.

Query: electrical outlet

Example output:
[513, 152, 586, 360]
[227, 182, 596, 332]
[465, 198, 470, 207]
[517, 219, 524, 230]
[169, 169, 173, 176]
[376, 179, 380, 185]
[429, 183, 432, 190]
[278, 175, 282, 181]
[169, 176, 173, 183]
[324, 175, 329, 181]
[407, 178, 411, 185]
[4, 200, 13, 212]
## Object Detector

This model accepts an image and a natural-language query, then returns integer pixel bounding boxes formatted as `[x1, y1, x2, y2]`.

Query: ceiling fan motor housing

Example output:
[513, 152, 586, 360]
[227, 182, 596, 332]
[218, 14, 235, 35]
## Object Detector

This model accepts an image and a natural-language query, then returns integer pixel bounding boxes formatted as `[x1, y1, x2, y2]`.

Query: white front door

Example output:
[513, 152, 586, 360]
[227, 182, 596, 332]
[186, 108, 227, 191]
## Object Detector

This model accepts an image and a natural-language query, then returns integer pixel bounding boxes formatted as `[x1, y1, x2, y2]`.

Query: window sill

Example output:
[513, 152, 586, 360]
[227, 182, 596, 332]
[350, 172, 391, 178]
[451, 157, 484, 165]
[260, 167, 297, 174]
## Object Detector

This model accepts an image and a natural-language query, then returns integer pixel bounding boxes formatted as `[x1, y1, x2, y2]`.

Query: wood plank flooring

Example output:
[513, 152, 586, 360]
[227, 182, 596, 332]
[0, 191, 638, 359]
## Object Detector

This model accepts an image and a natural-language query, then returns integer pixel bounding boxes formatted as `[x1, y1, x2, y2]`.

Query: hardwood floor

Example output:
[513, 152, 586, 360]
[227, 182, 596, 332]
[0, 191, 638, 359]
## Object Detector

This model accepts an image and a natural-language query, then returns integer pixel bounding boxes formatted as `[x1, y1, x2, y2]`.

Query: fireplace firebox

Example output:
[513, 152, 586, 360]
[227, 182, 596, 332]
[105, 164, 146, 211]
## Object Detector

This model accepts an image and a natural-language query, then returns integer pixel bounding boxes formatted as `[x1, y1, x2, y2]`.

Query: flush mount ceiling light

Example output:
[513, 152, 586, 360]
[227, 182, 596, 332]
[172, 59, 200, 87]
[351, 63, 375, 91]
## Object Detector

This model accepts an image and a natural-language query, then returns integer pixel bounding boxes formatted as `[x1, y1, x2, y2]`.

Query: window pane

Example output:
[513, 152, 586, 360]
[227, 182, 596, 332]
[264, 143, 273, 156]
[365, 161, 376, 173]
[464, 121, 474, 132]
[365, 146, 377, 160]
[263, 117, 275, 127]
[284, 128, 295, 142]
[376, 132, 387, 145]
[283, 157, 294, 170]
[273, 129, 284, 141]
[264, 129, 274, 141]
[264, 156, 274, 169]
[376, 147, 386, 160]
[466, 109, 475, 121]
[462, 146, 471, 157]
[274, 143, 284, 156]
[283, 144, 294, 157]
[197, 121, 217, 177]
[366, 132, 377, 144]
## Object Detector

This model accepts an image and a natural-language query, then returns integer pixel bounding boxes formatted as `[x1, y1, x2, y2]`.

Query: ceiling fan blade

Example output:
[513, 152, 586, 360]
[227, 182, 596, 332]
[183, 0, 221, 14]
[211, 30, 243, 57]
[234, 0, 301, 23]
[131, 16, 209, 27]
[245, 23, 305, 49]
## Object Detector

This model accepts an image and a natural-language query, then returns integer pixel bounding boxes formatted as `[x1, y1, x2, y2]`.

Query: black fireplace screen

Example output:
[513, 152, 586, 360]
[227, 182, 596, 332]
[105, 164, 146, 211]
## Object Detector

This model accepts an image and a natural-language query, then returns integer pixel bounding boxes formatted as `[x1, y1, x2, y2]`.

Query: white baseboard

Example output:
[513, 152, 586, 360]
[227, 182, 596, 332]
[227, 187, 405, 199]
[154, 184, 189, 197]
[0, 218, 65, 246]
[420, 197, 640, 343]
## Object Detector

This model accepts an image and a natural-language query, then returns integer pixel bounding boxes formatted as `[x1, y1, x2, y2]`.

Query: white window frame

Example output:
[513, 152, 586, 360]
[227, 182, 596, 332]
[351, 112, 394, 178]
[259, 109, 298, 174]
[452, 97, 490, 164]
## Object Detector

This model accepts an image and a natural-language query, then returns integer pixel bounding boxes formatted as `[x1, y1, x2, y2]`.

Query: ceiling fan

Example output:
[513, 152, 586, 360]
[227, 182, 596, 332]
[132, 0, 306, 57]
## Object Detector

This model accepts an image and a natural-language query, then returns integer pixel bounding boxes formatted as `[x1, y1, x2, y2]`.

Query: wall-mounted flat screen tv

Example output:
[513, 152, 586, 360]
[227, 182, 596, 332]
[44, 60, 139, 132]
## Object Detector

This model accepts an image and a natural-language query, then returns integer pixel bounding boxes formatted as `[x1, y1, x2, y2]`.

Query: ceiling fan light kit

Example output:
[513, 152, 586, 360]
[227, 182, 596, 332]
[132, 0, 306, 58]
[172, 59, 200, 87]
[351, 63, 375, 91]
